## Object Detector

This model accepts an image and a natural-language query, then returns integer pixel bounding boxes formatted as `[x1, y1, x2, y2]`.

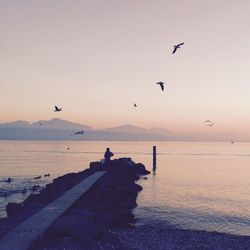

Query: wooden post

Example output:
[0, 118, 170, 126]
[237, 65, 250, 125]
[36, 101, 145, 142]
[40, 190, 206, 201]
[153, 146, 156, 171]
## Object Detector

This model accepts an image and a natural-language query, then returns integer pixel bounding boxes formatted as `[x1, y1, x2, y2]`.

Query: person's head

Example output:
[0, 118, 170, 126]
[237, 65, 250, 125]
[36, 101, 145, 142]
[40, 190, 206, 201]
[106, 148, 110, 151]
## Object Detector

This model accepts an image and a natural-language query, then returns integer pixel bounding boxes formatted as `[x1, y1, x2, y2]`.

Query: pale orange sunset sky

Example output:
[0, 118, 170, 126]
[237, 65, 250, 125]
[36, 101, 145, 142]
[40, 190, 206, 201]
[1, 0, 250, 135]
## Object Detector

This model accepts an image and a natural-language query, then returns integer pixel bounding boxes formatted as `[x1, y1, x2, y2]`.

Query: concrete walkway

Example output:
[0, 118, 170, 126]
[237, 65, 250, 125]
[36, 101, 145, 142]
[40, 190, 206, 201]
[0, 171, 106, 250]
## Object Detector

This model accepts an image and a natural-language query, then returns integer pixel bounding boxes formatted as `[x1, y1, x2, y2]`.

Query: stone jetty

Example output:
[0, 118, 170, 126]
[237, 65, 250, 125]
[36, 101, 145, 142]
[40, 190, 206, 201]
[0, 158, 150, 249]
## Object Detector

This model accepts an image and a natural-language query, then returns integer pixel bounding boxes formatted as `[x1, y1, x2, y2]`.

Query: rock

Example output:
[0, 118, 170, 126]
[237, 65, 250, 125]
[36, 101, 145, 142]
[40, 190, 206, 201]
[90, 161, 104, 171]
[135, 163, 151, 175]
[48, 215, 106, 245]
[6, 202, 23, 216]
[3, 157, 151, 250]
[97, 230, 125, 249]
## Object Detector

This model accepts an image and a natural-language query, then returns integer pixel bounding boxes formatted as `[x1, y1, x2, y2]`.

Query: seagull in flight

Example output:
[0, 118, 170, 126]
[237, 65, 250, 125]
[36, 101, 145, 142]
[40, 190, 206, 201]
[207, 123, 214, 127]
[204, 120, 214, 127]
[71, 130, 84, 136]
[54, 106, 62, 112]
[156, 81, 165, 91]
[172, 42, 184, 54]
[134, 103, 138, 108]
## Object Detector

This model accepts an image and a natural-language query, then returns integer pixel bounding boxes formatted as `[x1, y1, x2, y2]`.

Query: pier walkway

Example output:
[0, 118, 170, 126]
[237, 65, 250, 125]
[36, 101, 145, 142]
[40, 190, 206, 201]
[0, 171, 106, 250]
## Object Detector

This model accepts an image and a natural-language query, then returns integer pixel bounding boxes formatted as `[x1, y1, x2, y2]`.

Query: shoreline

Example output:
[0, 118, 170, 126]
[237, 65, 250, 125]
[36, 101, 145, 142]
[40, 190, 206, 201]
[114, 223, 250, 250]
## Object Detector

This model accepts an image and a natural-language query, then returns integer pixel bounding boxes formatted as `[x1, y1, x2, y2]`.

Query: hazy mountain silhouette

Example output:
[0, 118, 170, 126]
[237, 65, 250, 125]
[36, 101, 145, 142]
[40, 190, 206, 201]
[104, 124, 171, 135]
[0, 118, 91, 130]
[0, 119, 177, 140]
[31, 118, 92, 131]
[0, 118, 244, 141]
[0, 120, 30, 128]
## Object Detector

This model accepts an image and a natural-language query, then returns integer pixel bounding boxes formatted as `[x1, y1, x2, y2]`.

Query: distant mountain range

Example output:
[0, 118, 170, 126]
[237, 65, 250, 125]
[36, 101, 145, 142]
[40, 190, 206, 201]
[0, 118, 92, 131]
[0, 118, 243, 141]
[0, 118, 181, 141]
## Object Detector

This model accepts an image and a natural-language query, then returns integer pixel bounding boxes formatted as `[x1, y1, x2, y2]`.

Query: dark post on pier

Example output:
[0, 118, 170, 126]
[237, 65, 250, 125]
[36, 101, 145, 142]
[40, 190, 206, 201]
[153, 145, 156, 172]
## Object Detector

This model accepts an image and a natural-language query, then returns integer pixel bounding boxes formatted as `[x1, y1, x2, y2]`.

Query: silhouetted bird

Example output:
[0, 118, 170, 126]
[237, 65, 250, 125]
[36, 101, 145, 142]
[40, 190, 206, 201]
[44, 173, 50, 177]
[156, 81, 165, 91]
[207, 123, 214, 127]
[54, 106, 62, 112]
[72, 130, 84, 136]
[172, 42, 184, 54]
[205, 120, 214, 126]
[134, 103, 138, 107]
[34, 175, 41, 180]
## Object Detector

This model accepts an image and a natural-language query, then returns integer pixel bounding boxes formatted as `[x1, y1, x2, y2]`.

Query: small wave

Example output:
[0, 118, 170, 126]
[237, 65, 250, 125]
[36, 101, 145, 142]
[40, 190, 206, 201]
[135, 205, 250, 236]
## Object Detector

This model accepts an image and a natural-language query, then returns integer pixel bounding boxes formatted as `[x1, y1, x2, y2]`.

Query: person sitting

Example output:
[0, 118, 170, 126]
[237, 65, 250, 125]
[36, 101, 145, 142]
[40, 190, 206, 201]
[104, 148, 114, 165]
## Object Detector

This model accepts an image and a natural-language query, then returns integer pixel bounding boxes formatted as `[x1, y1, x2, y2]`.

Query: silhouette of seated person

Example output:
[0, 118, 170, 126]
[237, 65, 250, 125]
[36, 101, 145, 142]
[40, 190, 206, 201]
[104, 148, 114, 165]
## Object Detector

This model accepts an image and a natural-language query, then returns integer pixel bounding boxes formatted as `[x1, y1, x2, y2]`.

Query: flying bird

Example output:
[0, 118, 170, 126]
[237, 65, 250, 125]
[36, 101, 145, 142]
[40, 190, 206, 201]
[207, 123, 214, 127]
[134, 103, 138, 107]
[156, 81, 165, 91]
[204, 120, 214, 127]
[172, 42, 184, 54]
[71, 130, 84, 136]
[54, 106, 62, 112]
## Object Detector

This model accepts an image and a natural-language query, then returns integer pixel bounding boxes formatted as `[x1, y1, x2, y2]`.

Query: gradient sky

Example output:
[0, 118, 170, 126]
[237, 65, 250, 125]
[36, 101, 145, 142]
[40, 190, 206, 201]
[1, 0, 250, 135]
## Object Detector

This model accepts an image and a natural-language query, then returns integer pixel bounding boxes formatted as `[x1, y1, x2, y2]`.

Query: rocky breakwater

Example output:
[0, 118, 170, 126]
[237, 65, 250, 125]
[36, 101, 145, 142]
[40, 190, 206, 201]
[2, 158, 150, 249]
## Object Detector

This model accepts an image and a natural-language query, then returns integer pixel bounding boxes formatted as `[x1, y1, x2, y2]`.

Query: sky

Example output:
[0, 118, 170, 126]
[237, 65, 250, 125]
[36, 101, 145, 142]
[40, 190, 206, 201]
[1, 0, 250, 135]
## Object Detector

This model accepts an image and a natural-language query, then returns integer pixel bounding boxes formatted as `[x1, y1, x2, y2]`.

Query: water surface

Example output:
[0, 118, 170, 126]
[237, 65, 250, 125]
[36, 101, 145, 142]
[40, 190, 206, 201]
[1, 140, 250, 236]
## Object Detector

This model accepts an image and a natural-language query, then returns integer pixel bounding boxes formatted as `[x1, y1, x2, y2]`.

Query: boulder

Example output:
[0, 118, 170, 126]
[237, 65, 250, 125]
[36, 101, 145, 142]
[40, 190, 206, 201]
[135, 163, 151, 175]
[6, 202, 23, 216]
[48, 215, 106, 245]
[90, 161, 104, 171]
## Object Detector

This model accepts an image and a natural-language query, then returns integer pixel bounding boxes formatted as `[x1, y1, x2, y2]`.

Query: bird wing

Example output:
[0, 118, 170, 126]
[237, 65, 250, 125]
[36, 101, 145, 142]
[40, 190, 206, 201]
[55, 106, 59, 110]
[74, 130, 84, 135]
[178, 42, 184, 46]
[172, 47, 177, 54]
[161, 84, 164, 91]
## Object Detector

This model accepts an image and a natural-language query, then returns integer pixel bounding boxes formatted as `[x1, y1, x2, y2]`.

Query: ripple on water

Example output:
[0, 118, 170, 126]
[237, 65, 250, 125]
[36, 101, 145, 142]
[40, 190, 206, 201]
[134, 205, 250, 236]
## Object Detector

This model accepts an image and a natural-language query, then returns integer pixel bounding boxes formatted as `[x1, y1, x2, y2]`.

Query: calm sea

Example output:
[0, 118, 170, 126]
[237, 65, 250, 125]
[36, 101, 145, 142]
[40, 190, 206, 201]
[1, 140, 250, 236]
